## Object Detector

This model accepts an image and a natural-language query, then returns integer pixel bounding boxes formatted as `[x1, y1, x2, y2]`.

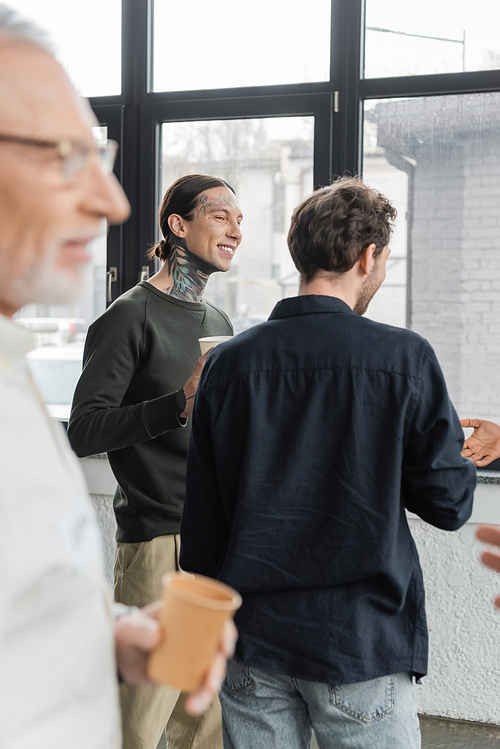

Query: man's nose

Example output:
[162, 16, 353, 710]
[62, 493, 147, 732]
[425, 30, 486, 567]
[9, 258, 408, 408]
[83, 159, 130, 225]
[228, 219, 242, 240]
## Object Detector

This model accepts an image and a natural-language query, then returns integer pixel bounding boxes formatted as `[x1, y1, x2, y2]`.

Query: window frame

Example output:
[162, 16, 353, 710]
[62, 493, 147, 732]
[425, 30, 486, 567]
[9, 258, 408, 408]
[87, 0, 500, 298]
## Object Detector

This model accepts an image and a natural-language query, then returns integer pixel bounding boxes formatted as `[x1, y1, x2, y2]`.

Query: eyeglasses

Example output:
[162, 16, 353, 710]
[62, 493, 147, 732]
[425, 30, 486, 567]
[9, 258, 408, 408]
[0, 133, 118, 183]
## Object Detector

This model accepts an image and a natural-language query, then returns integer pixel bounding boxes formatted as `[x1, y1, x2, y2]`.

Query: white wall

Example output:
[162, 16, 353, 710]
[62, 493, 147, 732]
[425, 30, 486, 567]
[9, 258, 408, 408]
[80, 456, 116, 587]
[410, 478, 500, 723]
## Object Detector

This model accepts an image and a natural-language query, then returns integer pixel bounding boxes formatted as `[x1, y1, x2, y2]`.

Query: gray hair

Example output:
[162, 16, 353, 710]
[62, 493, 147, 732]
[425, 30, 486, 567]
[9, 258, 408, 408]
[0, 4, 54, 53]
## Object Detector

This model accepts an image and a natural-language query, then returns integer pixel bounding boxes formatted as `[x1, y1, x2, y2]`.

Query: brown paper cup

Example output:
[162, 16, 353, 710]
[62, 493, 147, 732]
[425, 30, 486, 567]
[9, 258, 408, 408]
[199, 336, 233, 356]
[147, 572, 242, 691]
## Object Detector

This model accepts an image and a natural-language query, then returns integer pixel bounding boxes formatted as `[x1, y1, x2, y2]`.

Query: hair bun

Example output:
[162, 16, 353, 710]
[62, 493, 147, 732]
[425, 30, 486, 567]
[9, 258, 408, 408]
[156, 237, 167, 258]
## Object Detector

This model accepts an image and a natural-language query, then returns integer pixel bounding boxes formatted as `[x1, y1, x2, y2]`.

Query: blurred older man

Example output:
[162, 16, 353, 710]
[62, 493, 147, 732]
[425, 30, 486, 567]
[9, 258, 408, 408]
[0, 6, 234, 747]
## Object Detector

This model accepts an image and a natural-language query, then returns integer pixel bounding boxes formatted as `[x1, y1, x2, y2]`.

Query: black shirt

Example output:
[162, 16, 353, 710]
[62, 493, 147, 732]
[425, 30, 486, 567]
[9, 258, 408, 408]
[68, 281, 232, 542]
[180, 295, 476, 685]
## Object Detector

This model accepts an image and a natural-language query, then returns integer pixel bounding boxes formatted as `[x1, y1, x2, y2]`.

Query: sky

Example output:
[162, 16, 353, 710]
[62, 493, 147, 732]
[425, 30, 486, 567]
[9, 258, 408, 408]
[8, 0, 122, 96]
[365, 0, 500, 76]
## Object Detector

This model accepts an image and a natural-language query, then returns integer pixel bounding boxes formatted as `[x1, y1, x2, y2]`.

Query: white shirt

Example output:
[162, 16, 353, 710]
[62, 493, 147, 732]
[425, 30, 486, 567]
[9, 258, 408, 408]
[0, 315, 120, 749]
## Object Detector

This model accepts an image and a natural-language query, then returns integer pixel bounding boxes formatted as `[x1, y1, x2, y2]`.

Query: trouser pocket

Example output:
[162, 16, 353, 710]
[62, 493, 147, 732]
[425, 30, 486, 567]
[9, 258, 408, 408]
[329, 673, 398, 723]
[222, 658, 256, 696]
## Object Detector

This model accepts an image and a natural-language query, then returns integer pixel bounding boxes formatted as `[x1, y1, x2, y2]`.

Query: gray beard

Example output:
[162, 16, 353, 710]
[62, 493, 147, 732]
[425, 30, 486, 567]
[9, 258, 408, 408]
[0, 258, 89, 312]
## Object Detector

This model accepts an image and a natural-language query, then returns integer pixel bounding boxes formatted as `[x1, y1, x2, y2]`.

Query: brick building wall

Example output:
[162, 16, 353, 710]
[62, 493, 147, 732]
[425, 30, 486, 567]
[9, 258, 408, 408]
[376, 94, 500, 421]
[460, 139, 500, 422]
[411, 144, 465, 407]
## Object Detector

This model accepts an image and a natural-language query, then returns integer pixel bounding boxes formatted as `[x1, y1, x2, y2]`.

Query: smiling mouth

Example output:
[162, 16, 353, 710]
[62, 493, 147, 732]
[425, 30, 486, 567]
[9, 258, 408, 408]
[218, 245, 235, 256]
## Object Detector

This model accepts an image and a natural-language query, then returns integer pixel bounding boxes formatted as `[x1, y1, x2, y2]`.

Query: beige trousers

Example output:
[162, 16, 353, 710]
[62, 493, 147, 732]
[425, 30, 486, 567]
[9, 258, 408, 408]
[115, 535, 223, 749]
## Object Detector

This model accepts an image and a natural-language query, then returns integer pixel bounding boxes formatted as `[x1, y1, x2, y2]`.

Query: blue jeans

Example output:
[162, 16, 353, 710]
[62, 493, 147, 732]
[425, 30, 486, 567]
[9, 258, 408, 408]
[220, 660, 421, 749]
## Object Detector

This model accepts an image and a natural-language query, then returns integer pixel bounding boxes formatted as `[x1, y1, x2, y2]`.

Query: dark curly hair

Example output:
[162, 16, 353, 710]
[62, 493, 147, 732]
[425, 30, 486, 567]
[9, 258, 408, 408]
[288, 177, 397, 282]
[148, 174, 236, 262]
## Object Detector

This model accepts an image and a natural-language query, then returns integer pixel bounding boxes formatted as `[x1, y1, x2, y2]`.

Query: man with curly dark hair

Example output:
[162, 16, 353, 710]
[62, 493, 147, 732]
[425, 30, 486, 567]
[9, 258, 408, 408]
[181, 177, 476, 749]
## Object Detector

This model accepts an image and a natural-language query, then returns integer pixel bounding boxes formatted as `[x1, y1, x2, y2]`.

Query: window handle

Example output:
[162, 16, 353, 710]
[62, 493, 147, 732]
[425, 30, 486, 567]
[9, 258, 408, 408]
[106, 266, 118, 304]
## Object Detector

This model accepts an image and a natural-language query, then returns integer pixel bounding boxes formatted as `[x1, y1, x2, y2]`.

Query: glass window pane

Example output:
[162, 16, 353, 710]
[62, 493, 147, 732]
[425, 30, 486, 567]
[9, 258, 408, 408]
[7, 0, 121, 96]
[365, 0, 500, 78]
[363, 105, 408, 329]
[363, 93, 500, 425]
[153, 0, 330, 92]
[161, 117, 314, 325]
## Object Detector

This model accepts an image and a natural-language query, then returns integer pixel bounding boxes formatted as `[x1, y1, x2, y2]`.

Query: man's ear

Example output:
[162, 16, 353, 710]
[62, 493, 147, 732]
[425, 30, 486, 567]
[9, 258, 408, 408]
[358, 243, 377, 276]
[168, 214, 185, 238]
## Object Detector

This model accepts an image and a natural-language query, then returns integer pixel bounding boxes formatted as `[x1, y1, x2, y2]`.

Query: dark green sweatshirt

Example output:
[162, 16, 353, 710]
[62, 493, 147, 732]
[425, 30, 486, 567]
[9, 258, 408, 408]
[68, 281, 233, 543]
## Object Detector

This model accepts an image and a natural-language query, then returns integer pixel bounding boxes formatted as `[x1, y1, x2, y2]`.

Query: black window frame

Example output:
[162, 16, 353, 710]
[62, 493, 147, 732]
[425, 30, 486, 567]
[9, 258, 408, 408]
[88, 0, 500, 300]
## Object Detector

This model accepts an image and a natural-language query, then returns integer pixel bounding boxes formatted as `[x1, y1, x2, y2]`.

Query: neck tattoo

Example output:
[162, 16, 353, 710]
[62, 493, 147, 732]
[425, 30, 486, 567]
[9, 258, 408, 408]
[162, 238, 217, 303]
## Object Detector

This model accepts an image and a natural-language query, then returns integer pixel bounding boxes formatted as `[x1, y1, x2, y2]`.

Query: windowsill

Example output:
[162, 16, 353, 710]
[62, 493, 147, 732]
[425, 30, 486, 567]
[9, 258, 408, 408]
[79, 455, 500, 521]
[406, 472, 500, 524]
[477, 470, 500, 485]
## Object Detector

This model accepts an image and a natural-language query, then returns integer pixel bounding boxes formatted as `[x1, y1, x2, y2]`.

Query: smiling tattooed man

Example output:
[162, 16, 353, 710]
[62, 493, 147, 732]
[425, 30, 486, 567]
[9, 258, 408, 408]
[68, 174, 243, 749]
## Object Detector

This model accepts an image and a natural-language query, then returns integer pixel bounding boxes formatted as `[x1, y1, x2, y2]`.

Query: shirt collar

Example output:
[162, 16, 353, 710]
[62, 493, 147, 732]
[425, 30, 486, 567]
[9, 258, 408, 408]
[0, 313, 34, 360]
[269, 295, 355, 321]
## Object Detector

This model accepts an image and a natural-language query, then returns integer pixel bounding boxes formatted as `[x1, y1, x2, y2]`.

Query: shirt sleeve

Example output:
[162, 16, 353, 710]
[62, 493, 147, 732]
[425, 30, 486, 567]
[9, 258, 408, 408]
[402, 341, 476, 530]
[180, 373, 230, 577]
[67, 300, 186, 458]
